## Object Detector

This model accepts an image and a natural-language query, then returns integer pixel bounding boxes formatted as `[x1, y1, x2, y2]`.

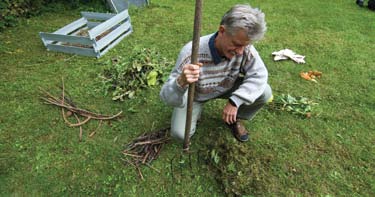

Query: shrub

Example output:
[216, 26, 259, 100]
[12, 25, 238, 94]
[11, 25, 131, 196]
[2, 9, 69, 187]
[0, 0, 106, 31]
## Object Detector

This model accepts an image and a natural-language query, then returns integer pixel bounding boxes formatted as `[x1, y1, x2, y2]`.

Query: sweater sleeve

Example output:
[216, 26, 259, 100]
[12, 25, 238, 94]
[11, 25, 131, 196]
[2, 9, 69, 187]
[159, 43, 192, 108]
[229, 46, 269, 107]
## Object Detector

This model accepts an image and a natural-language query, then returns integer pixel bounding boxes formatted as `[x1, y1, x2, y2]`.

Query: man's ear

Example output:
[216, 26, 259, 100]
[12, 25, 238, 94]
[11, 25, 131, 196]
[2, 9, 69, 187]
[218, 25, 225, 34]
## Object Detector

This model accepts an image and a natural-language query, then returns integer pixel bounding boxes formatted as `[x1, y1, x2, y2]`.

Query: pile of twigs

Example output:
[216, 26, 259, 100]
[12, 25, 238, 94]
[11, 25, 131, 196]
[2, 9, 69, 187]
[40, 78, 122, 141]
[122, 127, 170, 180]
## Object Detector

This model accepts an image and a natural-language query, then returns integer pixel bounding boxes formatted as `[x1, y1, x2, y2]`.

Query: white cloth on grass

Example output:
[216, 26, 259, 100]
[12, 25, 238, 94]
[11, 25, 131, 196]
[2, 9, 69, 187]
[272, 49, 305, 64]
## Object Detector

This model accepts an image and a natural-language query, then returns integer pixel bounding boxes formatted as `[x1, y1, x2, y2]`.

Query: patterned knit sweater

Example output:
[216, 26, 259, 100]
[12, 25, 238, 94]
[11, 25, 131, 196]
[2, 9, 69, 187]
[160, 32, 269, 108]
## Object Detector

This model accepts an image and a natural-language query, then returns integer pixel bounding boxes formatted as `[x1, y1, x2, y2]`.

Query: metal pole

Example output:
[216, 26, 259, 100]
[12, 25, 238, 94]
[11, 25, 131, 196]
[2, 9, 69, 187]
[183, 0, 203, 151]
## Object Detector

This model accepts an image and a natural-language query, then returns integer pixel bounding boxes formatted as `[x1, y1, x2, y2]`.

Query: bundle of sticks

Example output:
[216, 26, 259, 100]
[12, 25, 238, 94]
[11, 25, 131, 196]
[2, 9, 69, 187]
[40, 78, 122, 141]
[122, 127, 170, 180]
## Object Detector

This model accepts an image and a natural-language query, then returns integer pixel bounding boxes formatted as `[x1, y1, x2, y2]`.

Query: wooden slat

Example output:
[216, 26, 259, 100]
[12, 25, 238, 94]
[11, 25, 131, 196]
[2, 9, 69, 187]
[107, 0, 128, 13]
[95, 21, 131, 50]
[39, 33, 48, 46]
[40, 32, 93, 46]
[81, 11, 116, 21]
[46, 44, 97, 57]
[70, 27, 89, 36]
[129, 0, 148, 7]
[87, 21, 101, 29]
[98, 28, 133, 57]
[53, 17, 87, 35]
[88, 9, 129, 39]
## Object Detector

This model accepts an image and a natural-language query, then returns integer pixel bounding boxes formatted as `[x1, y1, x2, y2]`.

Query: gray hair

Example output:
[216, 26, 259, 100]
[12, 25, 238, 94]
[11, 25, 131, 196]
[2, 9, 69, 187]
[220, 4, 267, 42]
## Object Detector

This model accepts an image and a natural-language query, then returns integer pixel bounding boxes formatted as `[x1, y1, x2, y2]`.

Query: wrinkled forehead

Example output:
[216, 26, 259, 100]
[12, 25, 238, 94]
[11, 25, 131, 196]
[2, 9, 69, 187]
[226, 27, 251, 39]
[226, 28, 251, 45]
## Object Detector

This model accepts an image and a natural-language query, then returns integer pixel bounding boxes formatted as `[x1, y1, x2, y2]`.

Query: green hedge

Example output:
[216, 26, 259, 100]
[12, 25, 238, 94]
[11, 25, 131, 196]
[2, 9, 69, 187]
[0, 0, 106, 31]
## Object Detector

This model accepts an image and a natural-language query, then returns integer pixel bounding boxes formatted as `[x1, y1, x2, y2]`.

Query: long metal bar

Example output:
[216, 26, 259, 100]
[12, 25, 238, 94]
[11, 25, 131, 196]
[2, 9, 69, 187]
[183, 0, 203, 151]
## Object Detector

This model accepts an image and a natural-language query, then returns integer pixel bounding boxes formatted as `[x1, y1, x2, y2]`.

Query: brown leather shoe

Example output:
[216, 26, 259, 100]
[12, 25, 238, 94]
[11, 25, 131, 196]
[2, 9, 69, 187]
[226, 120, 249, 142]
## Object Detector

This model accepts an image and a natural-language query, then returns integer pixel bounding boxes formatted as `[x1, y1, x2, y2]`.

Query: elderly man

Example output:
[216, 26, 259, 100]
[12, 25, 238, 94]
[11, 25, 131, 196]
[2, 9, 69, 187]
[160, 4, 272, 142]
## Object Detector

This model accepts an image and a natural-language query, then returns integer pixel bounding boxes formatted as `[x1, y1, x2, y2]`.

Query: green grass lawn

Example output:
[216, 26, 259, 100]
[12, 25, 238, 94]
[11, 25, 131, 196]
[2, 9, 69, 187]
[1, 0, 374, 196]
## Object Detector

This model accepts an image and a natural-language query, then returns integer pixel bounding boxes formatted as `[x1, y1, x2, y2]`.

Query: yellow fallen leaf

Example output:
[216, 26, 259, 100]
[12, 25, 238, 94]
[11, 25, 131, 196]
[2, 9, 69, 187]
[300, 70, 322, 83]
[300, 72, 312, 80]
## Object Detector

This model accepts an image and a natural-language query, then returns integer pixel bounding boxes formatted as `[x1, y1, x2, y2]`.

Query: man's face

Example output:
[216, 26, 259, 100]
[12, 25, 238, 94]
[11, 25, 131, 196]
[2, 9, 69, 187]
[216, 26, 251, 59]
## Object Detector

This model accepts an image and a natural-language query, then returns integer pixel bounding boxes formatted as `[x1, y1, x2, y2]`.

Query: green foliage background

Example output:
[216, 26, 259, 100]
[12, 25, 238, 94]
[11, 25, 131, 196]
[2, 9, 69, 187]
[0, 0, 106, 31]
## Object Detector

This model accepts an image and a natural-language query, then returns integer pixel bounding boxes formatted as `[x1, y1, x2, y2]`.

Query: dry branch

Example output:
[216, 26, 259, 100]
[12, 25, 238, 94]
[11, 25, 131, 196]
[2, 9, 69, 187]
[40, 78, 122, 141]
[122, 127, 170, 179]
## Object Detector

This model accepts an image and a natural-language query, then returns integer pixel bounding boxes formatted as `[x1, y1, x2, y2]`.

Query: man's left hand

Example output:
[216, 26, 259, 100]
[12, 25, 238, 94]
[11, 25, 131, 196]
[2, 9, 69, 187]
[222, 101, 238, 124]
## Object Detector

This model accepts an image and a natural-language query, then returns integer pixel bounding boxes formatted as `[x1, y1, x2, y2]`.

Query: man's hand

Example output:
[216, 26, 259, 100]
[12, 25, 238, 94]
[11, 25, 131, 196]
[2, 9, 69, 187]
[177, 63, 203, 87]
[222, 101, 238, 124]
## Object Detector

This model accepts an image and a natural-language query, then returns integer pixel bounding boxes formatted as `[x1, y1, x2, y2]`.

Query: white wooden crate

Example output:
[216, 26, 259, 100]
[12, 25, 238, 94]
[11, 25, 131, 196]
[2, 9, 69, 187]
[39, 9, 132, 58]
[107, 0, 149, 13]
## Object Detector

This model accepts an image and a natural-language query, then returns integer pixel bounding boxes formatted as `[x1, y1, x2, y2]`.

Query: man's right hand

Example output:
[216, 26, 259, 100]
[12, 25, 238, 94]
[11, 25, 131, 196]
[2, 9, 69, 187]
[177, 63, 202, 87]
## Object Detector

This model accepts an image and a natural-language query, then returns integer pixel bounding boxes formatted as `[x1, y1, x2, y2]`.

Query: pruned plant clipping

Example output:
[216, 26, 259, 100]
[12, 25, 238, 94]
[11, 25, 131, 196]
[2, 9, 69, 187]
[98, 48, 173, 101]
[40, 78, 122, 141]
[268, 94, 318, 118]
[122, 128, 170, 180]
